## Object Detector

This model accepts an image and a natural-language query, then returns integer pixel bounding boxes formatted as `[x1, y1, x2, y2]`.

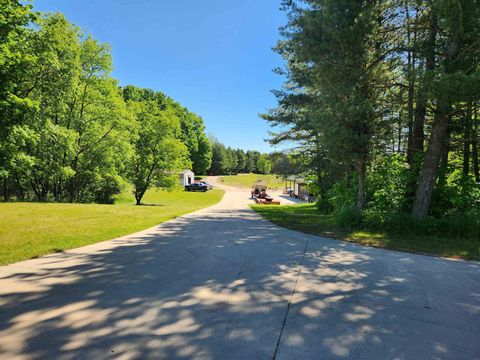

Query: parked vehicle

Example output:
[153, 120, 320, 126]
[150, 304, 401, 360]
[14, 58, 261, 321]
[185, 183, 208, 192]
[199, 181, 213, 190]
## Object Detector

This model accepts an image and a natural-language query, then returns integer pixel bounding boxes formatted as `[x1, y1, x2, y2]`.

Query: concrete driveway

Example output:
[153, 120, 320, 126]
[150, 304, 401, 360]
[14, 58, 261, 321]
[0, 182, 479, 359]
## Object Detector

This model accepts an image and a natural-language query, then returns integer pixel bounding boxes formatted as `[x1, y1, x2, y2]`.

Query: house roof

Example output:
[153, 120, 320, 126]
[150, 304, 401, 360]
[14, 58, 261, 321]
[286, 175, 305, 182]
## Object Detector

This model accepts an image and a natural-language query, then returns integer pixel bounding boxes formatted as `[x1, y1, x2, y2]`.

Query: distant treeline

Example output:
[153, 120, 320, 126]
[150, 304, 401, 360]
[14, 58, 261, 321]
[207, 139, 271, 175]
[0, 2, 211, 205]
[207, 139, 306, 176]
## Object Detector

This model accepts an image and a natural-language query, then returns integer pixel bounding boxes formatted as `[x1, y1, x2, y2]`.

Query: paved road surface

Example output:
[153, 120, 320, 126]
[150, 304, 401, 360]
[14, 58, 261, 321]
[0, 179, 479, 359]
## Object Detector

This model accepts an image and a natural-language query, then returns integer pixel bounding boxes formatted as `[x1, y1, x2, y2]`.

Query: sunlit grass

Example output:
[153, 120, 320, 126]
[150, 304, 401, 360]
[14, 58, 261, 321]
[219, 173, 285, 189]
[0, 188, 224, 265]
[252, 203, 480, 261]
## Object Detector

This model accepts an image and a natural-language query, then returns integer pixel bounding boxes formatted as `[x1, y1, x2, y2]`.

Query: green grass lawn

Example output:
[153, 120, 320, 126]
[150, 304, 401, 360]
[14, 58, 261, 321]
[252, 203, 480, 261]
[219, 173, 285, 189]
[0, 188, 224, 265]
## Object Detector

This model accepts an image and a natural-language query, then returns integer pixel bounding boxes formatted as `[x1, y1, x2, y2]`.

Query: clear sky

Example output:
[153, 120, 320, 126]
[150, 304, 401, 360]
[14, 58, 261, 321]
[33, 0, 287, 153]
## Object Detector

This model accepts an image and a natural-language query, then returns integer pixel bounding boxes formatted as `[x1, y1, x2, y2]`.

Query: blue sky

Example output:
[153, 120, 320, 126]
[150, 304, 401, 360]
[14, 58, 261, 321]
[33, 0, 288, 153]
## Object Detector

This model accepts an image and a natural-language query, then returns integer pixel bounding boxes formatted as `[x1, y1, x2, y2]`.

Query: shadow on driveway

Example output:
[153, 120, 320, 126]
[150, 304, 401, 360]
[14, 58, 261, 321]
[0, 208, 479, 359]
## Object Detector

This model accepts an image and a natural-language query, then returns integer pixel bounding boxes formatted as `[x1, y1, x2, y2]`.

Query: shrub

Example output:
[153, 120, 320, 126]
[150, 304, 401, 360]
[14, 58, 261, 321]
[327, 181, 356, 210]
[334, 205, 362, 228]
[93, 174, 124, 204]
[430, 169, 480, 216]
[367, 211, 480, 240]
[315, 153, 480, 241]
[365, 153, 409, 216]
[316, 197, 333, 214]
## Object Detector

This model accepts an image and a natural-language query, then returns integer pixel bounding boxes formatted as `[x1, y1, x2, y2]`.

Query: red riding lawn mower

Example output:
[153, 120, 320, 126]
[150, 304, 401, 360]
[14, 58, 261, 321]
[251, 180, 280, 205]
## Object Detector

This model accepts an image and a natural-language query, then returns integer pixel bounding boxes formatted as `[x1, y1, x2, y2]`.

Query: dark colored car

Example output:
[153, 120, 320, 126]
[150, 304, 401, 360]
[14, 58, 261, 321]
[185, 183, 208, 192]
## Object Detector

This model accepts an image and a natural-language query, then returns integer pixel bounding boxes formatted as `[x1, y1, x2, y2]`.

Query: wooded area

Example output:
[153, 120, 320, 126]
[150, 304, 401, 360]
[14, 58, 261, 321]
[0, 1, 212, 205]
[207, 139, 272, 175]
[264, 0, 480, 237]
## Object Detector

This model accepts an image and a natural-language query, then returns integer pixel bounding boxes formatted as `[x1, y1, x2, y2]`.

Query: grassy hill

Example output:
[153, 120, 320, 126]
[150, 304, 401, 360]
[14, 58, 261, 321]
[219, 174, 285, 189]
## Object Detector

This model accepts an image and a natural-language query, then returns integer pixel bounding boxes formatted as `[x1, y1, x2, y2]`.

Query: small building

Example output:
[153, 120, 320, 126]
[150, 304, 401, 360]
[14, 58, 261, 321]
[179, 170, 194, 187]
[294, 181, 309, 201]
[285, 175, 311, 201]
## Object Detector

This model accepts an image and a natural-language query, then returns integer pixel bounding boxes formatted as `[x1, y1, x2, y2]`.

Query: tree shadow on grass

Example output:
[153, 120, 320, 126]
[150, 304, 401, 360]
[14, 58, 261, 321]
[0, 207, 479, 359]
[137, 203, 166, 207]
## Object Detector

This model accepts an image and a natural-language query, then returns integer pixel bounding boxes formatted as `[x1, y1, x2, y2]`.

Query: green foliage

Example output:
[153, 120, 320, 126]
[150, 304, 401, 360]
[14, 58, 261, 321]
[208, 140, 228, 175]
[245, 150, 260, 173]
[0, 5, 211, 204]
[265, 0, 480, 240]
[334, 206, 363, 229]
[234, 149, 246, 173]
[327, 179, 361, 228]
[90, 173, 125, 204]
[191, 132, 212, 174]
[256, 155, 271, 174]
[270, 152, 304, 178]
[321, 153, 480, 240]
[122, 85, 212, 175]
[207, 138, 269, 176]
[126, 101, 188, 205]
[430, 169, 480, 216]
[365, 154, 410, 218]
[327, 181, 356, 212]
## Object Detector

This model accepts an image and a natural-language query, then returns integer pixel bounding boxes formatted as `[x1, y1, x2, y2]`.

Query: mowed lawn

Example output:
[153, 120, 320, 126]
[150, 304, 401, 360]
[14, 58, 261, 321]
[253, 203, 480, 261]
[0, 188, 224, 265]
[220, 173, 285, 189]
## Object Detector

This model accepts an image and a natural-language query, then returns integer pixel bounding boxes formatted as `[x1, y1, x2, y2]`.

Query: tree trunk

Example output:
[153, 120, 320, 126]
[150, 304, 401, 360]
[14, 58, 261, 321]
[314, 135, 326, 202]
[441, 118, 452, 168]
[135, 187, 147, 205]
[17, 180, 25, 201]
[3, 178, 9, 202]
[31, 178, 49, 202]
[405, 2, 415, 163]
[356, 157, 366, 211]
[473, 102, 480, 182]
[68, 179, 76, 203]
[410, 9, 437, 163]
[135, 165, 156, 205]
[463, 101, 472, 177]
[412, 103, 450, 218]
[398, 113, 403, 153]
[412, 80, 426, 160]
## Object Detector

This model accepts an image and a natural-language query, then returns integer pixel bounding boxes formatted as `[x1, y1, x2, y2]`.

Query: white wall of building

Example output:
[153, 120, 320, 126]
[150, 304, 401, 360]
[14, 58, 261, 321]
[179, 170, 194, 186]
